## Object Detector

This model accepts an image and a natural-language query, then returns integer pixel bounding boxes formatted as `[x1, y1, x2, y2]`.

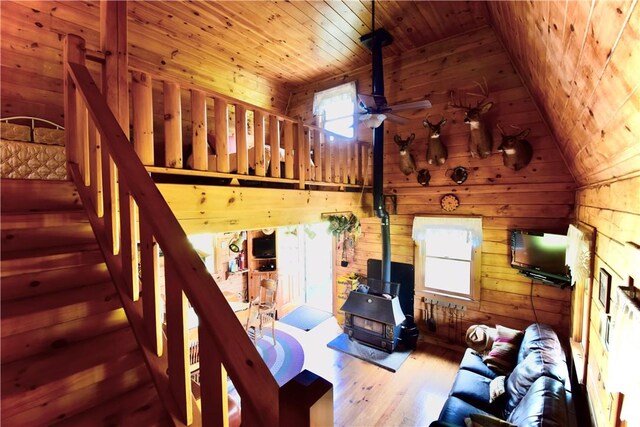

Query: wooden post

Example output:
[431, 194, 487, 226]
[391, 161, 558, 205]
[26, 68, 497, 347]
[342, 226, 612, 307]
[356, 142, 362, 185]
[140, 221, 162, 356]
[215, 98, 230, 173]
[348, 141, 355, 184]
[313, 130, 323, 182]
[164, 81, 183, 168]
[340, 142, 348, 184]
[235, 104, 248, 175]
[131, 71, 154, 165]
[269, 115, 281, 178]
[77, 103, 90, 185]
[165, 257, 193, 425]
[279, 370, 333, 426]
[199, 327, 229, 426]
[63, 34, 84, 181]
[191, 89, 208, 171]
[119, 180, 139, 301]
[324, 140, 333, 183]
[254, 111, 266, 176]
[363, 144, 371, 186]
[296, 120, 306, 189]
[101, 0, 128, 256]
[88, 118, 104, 217]
[283, 120, 294, 179]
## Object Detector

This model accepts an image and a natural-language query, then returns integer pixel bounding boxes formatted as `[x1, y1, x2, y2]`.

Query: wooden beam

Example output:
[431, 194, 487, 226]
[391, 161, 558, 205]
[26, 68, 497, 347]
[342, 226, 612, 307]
[191, 89, 208, 171]
[214, 97, 230, 173]
[140, 221, 162, 356]
[269, 115, 281, 178]
[254, 110, 266, 176]
[88, 118, 104, 217]
[131, 71, 154, 165]
[283, 120, 294, 179]
[235, 104, 248, 174]
[63, 34, 84, 177]
[199, 327, 229, 426]
[164, 81, 183, 168]
[296, 120, 306, 189]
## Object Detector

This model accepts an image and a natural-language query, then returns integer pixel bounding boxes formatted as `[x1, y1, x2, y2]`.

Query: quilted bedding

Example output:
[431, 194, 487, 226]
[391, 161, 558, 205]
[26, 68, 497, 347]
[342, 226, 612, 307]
[1, 139, 67, 180]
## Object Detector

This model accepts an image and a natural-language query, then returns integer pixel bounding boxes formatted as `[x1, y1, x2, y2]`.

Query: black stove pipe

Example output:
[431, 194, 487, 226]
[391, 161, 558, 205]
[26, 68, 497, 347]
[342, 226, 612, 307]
[371, 30, 391, 284]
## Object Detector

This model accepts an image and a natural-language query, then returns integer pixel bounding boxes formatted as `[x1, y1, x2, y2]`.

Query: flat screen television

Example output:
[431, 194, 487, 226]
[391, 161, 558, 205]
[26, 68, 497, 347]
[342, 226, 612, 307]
[252, 236, 276, 259]
[510, 230, 571, 286]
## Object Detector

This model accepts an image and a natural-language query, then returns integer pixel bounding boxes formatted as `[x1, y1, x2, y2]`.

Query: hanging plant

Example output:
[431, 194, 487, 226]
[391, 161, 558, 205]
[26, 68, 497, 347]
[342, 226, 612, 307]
[325, 214, 361, 238]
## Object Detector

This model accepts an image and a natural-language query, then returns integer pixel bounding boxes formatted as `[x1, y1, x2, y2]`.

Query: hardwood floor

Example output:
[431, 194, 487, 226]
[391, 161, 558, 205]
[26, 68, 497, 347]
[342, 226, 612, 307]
[277, 317, 461, 426]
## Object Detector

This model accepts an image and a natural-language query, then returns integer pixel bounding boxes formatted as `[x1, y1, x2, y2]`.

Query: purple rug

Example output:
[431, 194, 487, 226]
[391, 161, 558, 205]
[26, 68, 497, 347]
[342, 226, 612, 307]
[255, 330, 305, 386]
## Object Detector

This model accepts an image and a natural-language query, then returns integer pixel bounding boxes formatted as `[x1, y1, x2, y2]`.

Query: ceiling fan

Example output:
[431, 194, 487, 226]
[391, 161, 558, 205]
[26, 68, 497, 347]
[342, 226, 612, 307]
[358, 3, 431, 128]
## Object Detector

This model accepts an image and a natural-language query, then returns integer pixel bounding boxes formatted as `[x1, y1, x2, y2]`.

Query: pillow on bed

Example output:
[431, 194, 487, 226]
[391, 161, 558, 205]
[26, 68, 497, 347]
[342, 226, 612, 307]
[0, 122, 31, 142]
[34, 127, 65, 146]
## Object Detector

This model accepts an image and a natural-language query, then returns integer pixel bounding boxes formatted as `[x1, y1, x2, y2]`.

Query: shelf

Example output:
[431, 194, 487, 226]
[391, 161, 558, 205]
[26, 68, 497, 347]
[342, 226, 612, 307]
[253, 257, 276, 260]
[225, 268, 249, 279]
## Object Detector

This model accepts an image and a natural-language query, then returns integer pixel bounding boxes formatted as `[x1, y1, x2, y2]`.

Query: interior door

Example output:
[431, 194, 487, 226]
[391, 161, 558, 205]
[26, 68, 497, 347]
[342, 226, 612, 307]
[303, 223, 333, 313]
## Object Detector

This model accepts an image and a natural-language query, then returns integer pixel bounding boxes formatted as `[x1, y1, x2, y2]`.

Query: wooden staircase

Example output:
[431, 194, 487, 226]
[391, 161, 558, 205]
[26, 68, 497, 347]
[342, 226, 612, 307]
[1, 179, 171, 426]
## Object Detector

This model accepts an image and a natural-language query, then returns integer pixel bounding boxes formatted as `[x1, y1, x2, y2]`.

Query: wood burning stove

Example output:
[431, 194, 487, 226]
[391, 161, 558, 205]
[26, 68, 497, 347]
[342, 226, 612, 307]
[341, 279, 405, 352]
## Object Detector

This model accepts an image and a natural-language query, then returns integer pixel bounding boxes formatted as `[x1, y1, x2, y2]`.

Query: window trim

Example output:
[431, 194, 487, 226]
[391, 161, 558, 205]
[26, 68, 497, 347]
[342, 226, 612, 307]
[413, 216, 482, 303]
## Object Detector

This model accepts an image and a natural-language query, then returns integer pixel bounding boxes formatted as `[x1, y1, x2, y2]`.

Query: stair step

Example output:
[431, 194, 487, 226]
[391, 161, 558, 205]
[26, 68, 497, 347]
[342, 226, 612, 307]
[0, 246, 104, 277]
[1, 281, 121, 337]
[1, 327, 142, 420]
[2, 223, 96, 255]
[1, 262, 110, 301]
[1, 360, 151, 427]
[0, 210, 89, 230]
[0, 179, 82, 213]
[52, 381, 171, 427]
[1, 307, 129, 364]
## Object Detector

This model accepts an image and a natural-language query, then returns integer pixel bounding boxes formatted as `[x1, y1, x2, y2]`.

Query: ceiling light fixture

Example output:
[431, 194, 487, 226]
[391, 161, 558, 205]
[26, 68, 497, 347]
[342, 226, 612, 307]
[360, 113, 387, 129]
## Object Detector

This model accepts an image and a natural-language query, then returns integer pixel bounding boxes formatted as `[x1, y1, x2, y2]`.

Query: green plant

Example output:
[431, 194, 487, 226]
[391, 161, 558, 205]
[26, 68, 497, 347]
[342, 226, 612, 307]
[326, 214, 361, 238]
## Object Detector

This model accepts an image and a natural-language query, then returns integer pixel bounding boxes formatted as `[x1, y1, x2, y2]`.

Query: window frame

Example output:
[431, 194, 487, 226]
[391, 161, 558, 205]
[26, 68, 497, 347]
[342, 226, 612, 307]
[413, 216, 482, 303]
[312, 81, 357, 140]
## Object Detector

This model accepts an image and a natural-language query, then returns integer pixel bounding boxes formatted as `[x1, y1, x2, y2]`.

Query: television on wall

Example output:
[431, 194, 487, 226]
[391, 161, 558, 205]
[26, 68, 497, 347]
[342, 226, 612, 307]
[510, 230, 571, 286]
[252, 236, 276, 259]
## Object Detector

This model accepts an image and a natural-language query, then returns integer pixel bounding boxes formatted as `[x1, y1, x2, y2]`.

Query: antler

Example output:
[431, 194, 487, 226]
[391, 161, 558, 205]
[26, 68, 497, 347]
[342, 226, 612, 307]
[496, 123, 505, 136]
[449, 91, 469, 110]
[467, 77, 490, 106]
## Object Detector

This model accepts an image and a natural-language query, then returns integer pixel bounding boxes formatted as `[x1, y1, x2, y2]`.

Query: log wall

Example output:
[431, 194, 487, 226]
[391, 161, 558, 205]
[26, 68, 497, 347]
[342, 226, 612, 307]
[575, 175, 640, 427]
[290, 26, 577, 344]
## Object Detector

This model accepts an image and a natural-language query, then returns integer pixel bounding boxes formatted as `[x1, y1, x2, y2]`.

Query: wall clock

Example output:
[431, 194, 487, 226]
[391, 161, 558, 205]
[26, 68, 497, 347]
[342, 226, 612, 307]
[440, 194, 459, 212]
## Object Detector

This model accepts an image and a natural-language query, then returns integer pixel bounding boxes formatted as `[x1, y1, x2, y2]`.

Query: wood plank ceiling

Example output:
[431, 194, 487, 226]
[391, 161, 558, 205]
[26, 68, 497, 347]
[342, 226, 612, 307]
[1, 1, 638, 186]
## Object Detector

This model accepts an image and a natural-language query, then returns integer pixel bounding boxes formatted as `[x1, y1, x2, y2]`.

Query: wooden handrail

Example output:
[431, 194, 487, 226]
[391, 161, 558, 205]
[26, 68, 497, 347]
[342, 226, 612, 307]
[65, 40, 280, 425]
[65, 33, 334, 427]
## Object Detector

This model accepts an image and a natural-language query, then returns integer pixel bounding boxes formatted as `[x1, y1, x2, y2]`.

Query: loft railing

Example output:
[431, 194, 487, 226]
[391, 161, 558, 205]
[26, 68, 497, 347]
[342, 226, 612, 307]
[128, 67, 370, 190]
[63, 34, 332, 426]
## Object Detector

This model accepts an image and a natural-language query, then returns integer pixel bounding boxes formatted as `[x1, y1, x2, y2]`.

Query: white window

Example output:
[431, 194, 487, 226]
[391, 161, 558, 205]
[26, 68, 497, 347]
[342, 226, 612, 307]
[312, 82, 356, 139]
[412, 217, 482, 300]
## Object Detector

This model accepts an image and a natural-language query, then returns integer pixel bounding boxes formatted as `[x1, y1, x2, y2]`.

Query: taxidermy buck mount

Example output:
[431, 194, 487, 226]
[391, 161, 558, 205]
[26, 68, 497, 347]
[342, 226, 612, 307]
[394, 133, 417, 175]
[451, 81, 494, 159]
[423, 117, 448, 165]
[360, 1, 430, 282]
[497, 125, 533, 171]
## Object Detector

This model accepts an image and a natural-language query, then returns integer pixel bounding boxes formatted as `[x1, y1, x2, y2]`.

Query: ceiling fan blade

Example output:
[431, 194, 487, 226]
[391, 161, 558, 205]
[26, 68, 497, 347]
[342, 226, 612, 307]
[387, 100, 432, 112]
[384, 113, 410, 125]
[358, 93, 388, 109]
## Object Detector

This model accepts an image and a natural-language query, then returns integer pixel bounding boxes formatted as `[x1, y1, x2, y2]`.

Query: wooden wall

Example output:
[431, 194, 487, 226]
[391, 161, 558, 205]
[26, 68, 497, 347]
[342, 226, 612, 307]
[487, 1, 640, 187]
[290, 26, 577, 343]
[575, 175, 640, 427]
[0, 0, 290, 125]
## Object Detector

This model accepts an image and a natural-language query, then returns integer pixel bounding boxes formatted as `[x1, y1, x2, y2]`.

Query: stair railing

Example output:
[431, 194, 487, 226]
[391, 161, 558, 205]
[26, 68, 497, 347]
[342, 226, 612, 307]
[63, 34, 332, 427]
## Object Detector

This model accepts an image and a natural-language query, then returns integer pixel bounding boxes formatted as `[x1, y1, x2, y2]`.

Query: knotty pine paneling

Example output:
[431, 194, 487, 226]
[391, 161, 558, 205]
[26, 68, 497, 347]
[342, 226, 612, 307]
[575, 175, 640, 427]
[292, 26, 576, 344]
[487, 1, 640, 186]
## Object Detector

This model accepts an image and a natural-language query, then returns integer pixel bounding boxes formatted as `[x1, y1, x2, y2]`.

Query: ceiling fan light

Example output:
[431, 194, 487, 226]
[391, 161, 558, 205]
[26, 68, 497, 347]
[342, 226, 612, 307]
[362, 113, 386, 129]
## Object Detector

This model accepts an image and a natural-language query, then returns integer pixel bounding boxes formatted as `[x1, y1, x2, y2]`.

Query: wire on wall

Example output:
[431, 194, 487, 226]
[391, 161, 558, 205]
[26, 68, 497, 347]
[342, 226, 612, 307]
[530, 280, 539, 324]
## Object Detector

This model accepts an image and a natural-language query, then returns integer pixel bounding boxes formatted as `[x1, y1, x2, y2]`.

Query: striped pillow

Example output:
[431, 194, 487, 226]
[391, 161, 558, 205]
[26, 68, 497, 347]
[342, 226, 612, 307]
[483, 325, 523, 374]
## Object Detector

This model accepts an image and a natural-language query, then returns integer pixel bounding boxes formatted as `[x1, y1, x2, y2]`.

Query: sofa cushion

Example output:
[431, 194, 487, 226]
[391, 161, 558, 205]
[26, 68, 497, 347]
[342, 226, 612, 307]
[450, 369, 504, 416]
[467, 413, 517, 427]
[504, 350, 569, 416]
[460, 348, 498, 379]
[517, 324, 564, 364]
[483, 325, 524, 375]
[437, 396, 492, 426]
[507, 376, 568, 427]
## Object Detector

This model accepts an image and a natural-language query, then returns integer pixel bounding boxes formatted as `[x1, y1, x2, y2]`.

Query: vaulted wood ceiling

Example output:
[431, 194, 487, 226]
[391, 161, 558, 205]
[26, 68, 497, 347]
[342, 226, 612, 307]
[1, 1, 638, 186]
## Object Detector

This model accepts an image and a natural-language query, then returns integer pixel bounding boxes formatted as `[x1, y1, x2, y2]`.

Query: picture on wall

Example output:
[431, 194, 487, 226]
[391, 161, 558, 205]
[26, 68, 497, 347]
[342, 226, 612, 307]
[598, 268, 612, 313]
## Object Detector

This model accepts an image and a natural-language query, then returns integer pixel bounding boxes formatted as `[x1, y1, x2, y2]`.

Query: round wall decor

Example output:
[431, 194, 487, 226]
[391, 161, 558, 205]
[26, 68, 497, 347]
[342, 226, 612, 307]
[440, 194, 459, 212]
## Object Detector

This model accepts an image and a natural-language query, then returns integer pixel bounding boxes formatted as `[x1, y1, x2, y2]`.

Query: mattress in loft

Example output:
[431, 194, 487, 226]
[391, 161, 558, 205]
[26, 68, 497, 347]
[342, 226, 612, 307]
[0, 139, 67, 180]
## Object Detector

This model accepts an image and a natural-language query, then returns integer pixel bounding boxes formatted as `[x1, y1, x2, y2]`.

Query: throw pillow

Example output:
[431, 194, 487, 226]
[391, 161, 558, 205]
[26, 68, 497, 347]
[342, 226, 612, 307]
[467, 413, 516, 427]
[489, 375, 506, 403]
[483, 325, 524, 374]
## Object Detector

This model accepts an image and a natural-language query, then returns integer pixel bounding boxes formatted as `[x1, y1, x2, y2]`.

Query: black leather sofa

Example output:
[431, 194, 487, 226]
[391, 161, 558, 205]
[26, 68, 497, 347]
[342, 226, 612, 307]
[431, 324, 576, 427]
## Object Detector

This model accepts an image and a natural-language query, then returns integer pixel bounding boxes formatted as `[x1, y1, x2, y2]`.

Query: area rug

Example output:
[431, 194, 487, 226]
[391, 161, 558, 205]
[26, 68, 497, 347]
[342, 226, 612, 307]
[279, 305, 333, 331]
[254, 330, 305, 386]
[327, 333, 412, 372]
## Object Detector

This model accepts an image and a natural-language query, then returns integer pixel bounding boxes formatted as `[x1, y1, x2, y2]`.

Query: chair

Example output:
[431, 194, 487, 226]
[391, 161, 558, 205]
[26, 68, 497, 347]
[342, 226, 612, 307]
[245, 279, 278, 345]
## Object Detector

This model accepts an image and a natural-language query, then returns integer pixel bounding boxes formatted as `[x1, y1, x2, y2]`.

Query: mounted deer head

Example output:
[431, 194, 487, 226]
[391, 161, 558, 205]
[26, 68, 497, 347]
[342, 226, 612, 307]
[497, 126, 533, 171]
[450, 81, 494, 159]
[393, 133, 416, 176]
[423, 116, 448, 166]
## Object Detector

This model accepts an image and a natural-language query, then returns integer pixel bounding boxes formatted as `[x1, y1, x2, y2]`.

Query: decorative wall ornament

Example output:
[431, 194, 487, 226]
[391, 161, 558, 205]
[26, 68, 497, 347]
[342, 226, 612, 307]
[440, 194, 460, 212]
[423, 117, 448, 165]
[417, 169, 431, 186]
[449, 166, 468, 184]
[497, 125, 533, 171]
[393, 133, 417, 176]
